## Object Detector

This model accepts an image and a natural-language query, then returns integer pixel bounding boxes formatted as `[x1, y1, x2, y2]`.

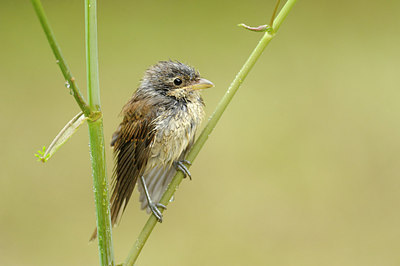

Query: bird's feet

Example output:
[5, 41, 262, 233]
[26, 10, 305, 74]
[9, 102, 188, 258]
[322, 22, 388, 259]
[140, 175, 167, 222]
[175, 160, 192, 180]
[148, 202, 167, 223]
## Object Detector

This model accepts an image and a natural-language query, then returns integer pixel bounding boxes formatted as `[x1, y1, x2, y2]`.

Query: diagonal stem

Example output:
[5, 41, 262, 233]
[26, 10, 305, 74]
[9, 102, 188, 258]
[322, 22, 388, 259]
[31, 0, 91, 117]
[124, 0, 298, 265]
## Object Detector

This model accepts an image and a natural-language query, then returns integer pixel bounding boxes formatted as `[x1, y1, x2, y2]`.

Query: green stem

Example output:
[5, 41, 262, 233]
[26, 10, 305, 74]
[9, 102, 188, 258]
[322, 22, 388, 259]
[31, 0, 91, 117]
[85, 0, 115, 265]
[272, 0, 297, 32]
[124, 0, 298, 265]
[87, 121, 114, 265]
[86, 0, 101, 110]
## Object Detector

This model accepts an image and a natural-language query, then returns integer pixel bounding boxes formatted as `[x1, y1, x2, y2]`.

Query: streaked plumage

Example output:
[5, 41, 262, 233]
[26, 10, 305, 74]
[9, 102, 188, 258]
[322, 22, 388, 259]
[90, 61, 213, 240]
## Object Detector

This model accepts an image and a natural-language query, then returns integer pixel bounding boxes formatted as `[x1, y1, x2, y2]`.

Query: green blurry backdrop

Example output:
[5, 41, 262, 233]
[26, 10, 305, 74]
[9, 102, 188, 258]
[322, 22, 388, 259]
[1, 0, 400, 265]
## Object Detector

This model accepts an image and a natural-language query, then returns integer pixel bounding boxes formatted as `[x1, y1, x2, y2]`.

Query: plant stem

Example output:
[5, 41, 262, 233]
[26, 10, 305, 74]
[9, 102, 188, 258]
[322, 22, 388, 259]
[88, 121, 114, 265]
[124, 0, 298, 265]
[31, 0, 91, 117]
[272, 0, 297, 32]
[85, 0, 115, 265]
[86, 0, 101, 110]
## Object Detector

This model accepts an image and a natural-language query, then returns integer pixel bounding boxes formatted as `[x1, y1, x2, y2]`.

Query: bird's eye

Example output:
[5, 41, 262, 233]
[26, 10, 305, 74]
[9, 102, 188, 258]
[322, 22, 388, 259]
[173, 78, 182, 86]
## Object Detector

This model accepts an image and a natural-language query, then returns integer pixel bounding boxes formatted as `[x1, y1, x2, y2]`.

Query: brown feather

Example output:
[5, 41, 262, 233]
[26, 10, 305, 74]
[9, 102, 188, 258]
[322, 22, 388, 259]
[110, 98, 158, 224]
[90, 97, 157, 241]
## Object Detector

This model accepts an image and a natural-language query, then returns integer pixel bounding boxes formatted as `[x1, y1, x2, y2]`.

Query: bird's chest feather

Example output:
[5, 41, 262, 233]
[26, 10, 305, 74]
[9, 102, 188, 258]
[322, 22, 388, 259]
[147, 101, 204, 168]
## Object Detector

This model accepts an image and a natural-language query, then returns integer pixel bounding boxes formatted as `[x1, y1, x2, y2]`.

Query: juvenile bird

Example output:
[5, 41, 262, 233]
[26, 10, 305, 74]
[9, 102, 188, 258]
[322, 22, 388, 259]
[90, 61, 213, 240]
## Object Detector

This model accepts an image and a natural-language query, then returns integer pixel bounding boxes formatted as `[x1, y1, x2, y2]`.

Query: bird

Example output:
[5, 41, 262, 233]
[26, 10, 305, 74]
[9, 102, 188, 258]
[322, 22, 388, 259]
[90, 60, 214, 241]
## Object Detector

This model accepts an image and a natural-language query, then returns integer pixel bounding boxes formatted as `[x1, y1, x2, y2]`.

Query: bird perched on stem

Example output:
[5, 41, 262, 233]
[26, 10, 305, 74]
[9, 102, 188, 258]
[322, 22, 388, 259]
[90, 61, 213, 241]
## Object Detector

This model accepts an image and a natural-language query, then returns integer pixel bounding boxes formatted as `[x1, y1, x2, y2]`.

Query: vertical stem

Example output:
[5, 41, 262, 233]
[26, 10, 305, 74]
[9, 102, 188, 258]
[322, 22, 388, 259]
[85, 0, 115, 265]
[86, 0, 101, 109]
[88, 121, 114, 266]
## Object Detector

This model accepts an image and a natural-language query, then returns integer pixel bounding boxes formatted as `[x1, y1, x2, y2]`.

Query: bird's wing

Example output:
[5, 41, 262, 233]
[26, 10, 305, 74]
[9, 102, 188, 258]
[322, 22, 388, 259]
[110, 99, 157, 226]
[89, 98, 157, 241]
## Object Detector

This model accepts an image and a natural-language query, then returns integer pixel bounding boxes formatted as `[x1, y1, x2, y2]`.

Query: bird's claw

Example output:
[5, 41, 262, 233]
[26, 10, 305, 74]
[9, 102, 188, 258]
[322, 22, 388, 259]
[149, 202, 166, 222]
[175, 160, 192, 180]
[181, 160, 192, 165]
[156, 203, 167, 209]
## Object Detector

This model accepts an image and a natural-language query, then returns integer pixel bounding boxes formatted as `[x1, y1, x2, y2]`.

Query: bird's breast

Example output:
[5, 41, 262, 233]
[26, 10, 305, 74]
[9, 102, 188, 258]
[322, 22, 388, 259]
[146, 100, 205, 169]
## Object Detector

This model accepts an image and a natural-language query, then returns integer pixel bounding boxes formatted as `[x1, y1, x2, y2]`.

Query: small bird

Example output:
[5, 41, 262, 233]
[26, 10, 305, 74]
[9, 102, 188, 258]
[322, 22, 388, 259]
[90, 61, 213, 240]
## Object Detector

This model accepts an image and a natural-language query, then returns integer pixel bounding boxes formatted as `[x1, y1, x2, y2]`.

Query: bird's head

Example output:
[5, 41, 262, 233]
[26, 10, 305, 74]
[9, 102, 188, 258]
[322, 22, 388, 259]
[140, 61, 214, 101]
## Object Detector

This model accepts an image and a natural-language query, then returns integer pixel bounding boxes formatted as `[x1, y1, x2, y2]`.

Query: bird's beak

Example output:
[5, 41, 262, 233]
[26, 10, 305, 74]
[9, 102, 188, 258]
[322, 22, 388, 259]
[188, 78, 214, 91]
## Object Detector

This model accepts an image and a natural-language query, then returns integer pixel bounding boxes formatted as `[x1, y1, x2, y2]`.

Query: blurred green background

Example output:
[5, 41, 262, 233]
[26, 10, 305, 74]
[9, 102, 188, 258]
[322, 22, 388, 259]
[1, 0, 400, 265]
